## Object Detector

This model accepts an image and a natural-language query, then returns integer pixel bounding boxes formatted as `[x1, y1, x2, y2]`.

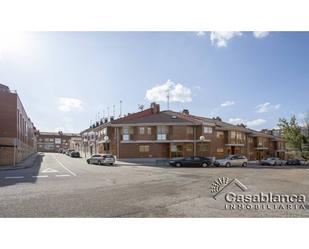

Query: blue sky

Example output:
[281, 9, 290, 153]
[0, 31, 308, 133]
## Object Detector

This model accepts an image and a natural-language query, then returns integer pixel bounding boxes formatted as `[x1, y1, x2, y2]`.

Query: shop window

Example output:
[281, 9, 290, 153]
[139, 145, 150, 152]
[199, 143, 209, 152]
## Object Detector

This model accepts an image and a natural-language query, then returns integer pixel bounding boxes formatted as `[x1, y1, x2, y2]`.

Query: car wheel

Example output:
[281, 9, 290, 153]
[87, 160, 90, 164]
[98, 161, 102, 165]
[226, 162, 231, 167]
[109, 163, 114, 166]
[274, 162, 277, 166]
[175, 162, 181, 167]
[242, 162, 247, 167]
[201, 162, 208, 168]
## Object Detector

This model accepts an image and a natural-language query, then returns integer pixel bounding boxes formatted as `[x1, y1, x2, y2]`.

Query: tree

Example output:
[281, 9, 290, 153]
[278, 115, 305, 152]
[301, 111, 309, 145]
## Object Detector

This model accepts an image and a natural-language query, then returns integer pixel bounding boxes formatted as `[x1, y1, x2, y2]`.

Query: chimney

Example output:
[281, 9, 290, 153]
[182, 109, 190, 115]
[151, 102, 160, 114]
[110, 116, 114, 121]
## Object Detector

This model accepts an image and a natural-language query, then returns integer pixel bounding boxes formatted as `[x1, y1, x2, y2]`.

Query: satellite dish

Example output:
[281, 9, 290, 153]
[103, 136, 109, 142]
[200, 136, 206, 141]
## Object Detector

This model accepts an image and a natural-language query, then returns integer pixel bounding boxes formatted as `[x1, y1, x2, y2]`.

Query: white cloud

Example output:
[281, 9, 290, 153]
[228, 118, 266, 128]
[256, 102, 281, 113]
[246, 119, 266, 127]
[58, 97, 83, 112]
[196, 31, 206, 37]
[210, 32, 242, 47]
[253, 31, 270, 39]
[221, 100, 235, 107]
[229, 118, 245, 125]
[146, 80, 192, 103]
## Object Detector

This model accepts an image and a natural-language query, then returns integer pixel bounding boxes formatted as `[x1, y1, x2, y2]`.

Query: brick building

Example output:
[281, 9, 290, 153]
[0, 84, 38, 166]
[37, 131, 81, 152]
[81, 103, 286, 160]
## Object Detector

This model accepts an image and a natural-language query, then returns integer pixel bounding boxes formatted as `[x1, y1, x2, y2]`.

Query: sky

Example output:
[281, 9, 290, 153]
[0, 31, 308, 133]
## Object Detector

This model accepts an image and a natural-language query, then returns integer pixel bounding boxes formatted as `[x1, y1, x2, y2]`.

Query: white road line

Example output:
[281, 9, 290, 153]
[53, 156, 77, 176]
[5, 176, 24, 179]
[32, 175, 48, 178]
[55, 174, 70, 177]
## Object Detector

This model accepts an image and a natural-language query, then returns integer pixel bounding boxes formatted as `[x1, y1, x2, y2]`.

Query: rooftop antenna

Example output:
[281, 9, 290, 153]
[103, 110, 105, 119]
[138, 104, 144, 111]
[113, 105, 115, 117]
[166, 88, 170, 110]
[107, 107, 110, 119]
[119, 100, 123, 117]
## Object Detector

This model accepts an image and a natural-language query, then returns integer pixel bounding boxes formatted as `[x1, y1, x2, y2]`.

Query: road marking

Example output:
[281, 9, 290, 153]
[53, 156, 77, 176]
[5, 176, 24, 179]
[32, 175, 48, 178]
[42, 168, 59, 173]
[55, 174, 70, 177]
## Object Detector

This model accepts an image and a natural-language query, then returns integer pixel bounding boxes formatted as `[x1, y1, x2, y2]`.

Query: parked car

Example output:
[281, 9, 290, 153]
[260, 157, 284, 166]
[66, 149, 75, 156]
[87, 154, 116, 166]
[169, 156, 212, 167]
[70, 151, 80, 158]
[286, 159, 309, 166]
[214, 155, 248, 167]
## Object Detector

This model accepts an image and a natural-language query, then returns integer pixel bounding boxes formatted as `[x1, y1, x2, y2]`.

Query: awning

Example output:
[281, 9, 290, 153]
[225, 144, 245, 147]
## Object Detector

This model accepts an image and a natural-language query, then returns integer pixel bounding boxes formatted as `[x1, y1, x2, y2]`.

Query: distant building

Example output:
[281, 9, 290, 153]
[37, 132, 81, 152]
[0, 84, 38, 166]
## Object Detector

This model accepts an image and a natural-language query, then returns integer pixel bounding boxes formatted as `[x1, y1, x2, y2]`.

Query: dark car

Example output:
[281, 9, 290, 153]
[169, 156, 212, 168]
[286, 159, 309, 166]
[70, 151, 80, 158]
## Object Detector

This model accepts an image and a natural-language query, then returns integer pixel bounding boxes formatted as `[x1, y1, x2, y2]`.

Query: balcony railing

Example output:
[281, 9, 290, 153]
[157, 134, 167, 140]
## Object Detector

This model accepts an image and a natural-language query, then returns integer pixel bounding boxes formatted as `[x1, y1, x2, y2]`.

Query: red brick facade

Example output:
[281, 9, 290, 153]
[81, 104, 286, 160]
[0, 84, 38, 166]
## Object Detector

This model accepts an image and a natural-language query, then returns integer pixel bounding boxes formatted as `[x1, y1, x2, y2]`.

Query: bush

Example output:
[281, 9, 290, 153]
[301, 151, 309, 160]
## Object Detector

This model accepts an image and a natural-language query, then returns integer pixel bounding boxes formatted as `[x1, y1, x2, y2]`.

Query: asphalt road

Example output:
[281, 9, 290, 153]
[0, 153, 309, 217]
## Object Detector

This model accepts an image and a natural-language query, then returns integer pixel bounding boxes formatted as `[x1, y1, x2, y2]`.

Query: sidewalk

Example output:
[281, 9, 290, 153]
[0, 153, 41, 171]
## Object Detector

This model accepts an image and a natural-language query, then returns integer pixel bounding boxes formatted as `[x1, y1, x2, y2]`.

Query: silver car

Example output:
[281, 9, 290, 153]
[87, 154, 116, 166]
[214, 155, 248, 167]
[260, 157, 284, 166]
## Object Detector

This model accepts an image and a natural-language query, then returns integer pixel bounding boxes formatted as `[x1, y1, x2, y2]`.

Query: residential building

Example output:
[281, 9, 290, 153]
[80, 103, 286, 160]
[37, 132, 81, 152]
[0, 83, 38, 166]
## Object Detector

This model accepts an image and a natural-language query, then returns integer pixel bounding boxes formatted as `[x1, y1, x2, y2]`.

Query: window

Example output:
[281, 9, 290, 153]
[216, 131, 224, 138]
[157, 126, 168, 140]
[123, 134, 130, 141]
[139, 127, 145, 135]
[204, 127, 213, 134]
[139, 145, 150, 152]
[49, 138, 54, 142]
[147, 127, 152, 135]
[187, 127, 193, 134]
